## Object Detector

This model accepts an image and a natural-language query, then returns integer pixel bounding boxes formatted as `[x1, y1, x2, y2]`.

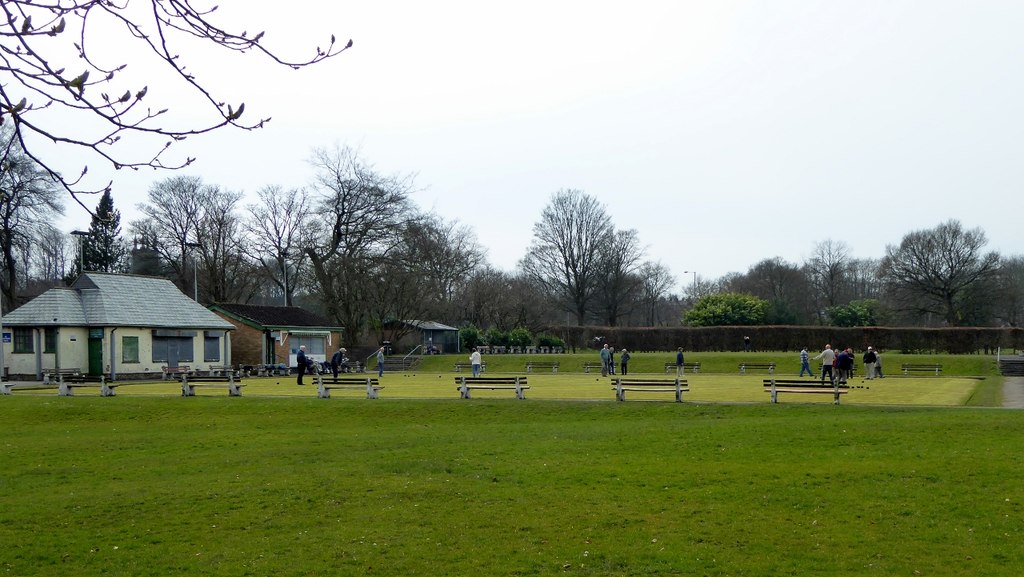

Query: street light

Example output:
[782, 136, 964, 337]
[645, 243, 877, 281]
[185, 242, 201, 301]
[683, 270, 697, 297]
[70, 230, 89, 274]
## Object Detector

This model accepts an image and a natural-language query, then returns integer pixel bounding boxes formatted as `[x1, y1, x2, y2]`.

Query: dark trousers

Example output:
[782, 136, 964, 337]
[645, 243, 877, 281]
[620, 362, 628, 375]
[821, 365, 833, 383]
[297, 364, 306, 385]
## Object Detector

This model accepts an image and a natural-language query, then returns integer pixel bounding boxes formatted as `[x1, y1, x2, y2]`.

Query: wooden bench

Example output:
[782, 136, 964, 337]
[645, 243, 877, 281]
[612, 378, 689, 402]
[57, 375, 119, 397]
[162, 365, 192, 380]
[525, 361, 559, 373]
[763, 378, 848, 405]
[206, 365, 236, 377]
[901, 363, 942, 376]
[739, 362, 776, 374]
[1, 383, 58, 395]
[317, 377, 383, 399]
[256, 364, 290, 377]
[583, 362, 605, 374]
[455, 376, 530, 399]
[46, 368, 83, 384]
[180, 375, 244, 397]
[453, 362, 486, 373]
[664, 362, 701, 374]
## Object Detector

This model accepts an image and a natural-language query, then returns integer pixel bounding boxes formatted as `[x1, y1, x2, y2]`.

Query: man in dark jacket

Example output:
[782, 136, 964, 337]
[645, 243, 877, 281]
[296, 346, 308, 386]
[330, 347, 343, 378]
[836, 348, 855, 385]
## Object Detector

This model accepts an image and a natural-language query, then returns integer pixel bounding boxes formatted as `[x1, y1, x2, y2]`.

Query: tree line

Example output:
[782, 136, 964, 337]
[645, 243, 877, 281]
[2, 137, 1022, 347]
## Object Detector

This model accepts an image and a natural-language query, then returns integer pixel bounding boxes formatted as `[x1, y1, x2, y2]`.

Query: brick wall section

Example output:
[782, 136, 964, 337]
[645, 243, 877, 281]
[216, 314, 264, 366]
[214, 311, 343, 367]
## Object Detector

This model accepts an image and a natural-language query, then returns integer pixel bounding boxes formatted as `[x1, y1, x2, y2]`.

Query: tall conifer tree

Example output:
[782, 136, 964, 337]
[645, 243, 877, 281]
[81, 191, 129, 274]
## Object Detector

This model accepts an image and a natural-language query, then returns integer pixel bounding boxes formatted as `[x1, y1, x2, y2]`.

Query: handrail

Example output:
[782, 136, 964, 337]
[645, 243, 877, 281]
[404, 344, 423, 361]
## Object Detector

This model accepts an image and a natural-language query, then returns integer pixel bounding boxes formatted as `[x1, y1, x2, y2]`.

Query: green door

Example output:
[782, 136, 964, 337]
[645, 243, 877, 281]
[88, 337, 103, 376]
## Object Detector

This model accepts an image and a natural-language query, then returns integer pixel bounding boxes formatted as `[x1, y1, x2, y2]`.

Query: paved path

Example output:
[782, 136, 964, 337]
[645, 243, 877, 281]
[1003, 376, 1024, 408]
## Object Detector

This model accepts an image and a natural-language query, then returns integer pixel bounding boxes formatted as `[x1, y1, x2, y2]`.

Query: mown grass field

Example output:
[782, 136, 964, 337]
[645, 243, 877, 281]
[3, 399, 1024, 576]
[2, 353, 1020, 576]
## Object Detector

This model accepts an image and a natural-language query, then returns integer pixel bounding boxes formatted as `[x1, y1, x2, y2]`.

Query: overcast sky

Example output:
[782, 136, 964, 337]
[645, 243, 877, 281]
[54, 1, 1022, 291]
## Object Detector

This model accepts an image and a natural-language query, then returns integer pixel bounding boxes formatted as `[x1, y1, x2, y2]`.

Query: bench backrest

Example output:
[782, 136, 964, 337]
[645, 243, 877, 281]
[455, 377, 526, 385]
[616, 378, 686, 385]
[326, 378, 380, 385]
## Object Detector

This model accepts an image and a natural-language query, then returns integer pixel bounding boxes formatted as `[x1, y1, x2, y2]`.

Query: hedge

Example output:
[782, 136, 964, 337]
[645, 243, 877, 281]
[546, 325, 1024, 354]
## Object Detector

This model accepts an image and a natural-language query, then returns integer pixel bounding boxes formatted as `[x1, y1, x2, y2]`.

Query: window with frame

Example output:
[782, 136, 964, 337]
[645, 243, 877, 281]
[13, 328, 33, 354]
[204, 331, 221, 362]
[122, 336, 140, 364]
[291, 335, 326, 356]
[43, 328, 57, 353]
[151, 336, 195, 363]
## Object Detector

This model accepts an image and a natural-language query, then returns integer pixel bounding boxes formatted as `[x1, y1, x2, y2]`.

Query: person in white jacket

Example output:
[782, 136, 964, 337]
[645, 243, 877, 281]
[813, 344, 836, 384]
[470, 347, 482, 377]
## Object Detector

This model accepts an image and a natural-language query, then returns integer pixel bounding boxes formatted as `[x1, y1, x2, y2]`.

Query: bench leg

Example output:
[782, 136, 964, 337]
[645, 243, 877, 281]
[101, 383, 116, 397]
[0, 384, 12, 395]
[59, 382, 72, 397]
[318, 384, 330, 399]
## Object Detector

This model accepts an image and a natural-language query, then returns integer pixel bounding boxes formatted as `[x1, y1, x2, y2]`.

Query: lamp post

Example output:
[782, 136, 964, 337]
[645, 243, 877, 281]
[70, 230, 89, 274]
[185, 242, 201, 301]
[683, 270, 697, 297]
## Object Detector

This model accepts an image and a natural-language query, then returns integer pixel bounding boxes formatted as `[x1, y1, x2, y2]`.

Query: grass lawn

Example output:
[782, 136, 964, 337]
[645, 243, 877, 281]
[1, 352, 1018, 575]
[2, 399, 1024, 576]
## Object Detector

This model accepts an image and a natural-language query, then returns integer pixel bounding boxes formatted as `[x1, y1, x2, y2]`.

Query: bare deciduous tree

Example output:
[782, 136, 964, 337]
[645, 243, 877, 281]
[805, 240, 854, 320]
[594, 228, 645, 326]
[0, 1, 350, 211]
[304, 145, 416, 344]
[0, 127, 63, 309]
[880, 220, 1001, 326]
[520, 189, 613, 325]
[244, 185, 309, 306]
[636, 261, 676, 326]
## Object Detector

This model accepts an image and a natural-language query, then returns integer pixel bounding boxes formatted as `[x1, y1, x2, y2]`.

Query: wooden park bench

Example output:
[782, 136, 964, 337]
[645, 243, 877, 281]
[455, 376, 530, 399]
[316, 376, 383, 399]
[583, 362, 605, 374]
[46, 368, 84, 384]
[180, 374, 245, 397]
[612, 377, 689, 402]
[739, 362, 776, 374]
[763, 378, 848, 405]
[256, 364, 290, 377]
[206, 365, 236, 377]
[162, 365, 193, 380]
[664, 362, 701, 374]
[525, 361, 559, 373]
[901, 363, 942, 376]
[57, 375, 118, 397]
[453, 362, 486, 373]
[1, 383, 58, 395]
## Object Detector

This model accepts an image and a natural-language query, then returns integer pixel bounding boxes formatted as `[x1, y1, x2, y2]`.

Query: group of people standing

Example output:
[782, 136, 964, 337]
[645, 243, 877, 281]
[599, 344, 632, 376]
[804, 344, 883, 385]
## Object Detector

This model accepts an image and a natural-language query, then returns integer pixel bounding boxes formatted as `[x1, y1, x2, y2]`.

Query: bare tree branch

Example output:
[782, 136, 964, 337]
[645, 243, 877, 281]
[0, 1, 350, 214]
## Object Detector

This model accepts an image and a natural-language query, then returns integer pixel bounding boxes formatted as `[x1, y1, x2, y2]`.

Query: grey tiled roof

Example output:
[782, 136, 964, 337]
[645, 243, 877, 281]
[212, 303, 341, 330]
[2, 273, 234, 329]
